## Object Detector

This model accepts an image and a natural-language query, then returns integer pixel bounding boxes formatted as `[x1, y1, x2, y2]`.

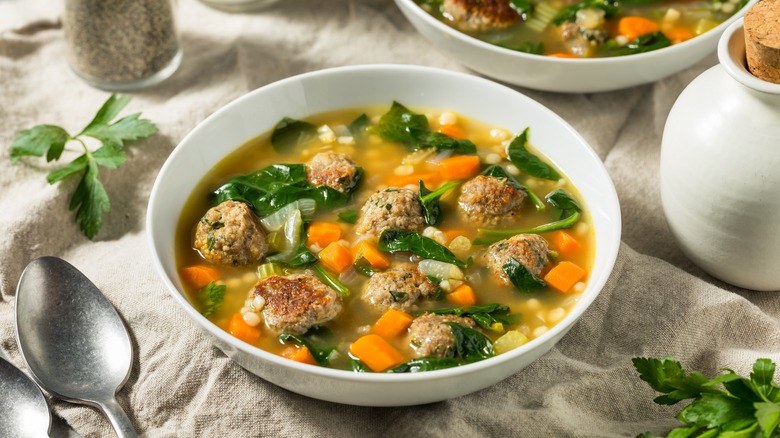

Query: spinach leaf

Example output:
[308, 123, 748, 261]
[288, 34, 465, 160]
[445, 322, 495, 363]
[279, 329, 337, 367]
[475, 188, 582, 245]
[429, 303, 513, 332]
[508, 0, 533, 16]
[387, 357, 460, 373]
[214, 163, 360, 217]
[508, 42, 544, 55]
[271, 117, 317, 153]
[337, 209, 359, 224]
[502, 257, 546, 293]
[481, 165, 545, 211]
[351, 358, 370, 372]
[605, 31, 671, 57]
[348, 113, 371, 142]
[419, 180, 460, 226]
[353, 256, 378, 277]
[312, 264, 351, 298]
[546, 189, 581, 220]
[475, 212, 580, 244]
[378, 229, 466, 268]
[506, 128, 561, 181]
[197, 281, 225, 317]
[374, 101, 476, 154]
[552, 0, 619, 25]
[284, 243, 317, 267]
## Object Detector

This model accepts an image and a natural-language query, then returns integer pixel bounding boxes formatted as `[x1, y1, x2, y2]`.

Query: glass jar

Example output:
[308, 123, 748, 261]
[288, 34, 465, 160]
[63, 0, 182, 91]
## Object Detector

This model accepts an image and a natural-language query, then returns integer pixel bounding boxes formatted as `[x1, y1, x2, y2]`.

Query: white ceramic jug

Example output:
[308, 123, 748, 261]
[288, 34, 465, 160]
[660, 18, 780, 291]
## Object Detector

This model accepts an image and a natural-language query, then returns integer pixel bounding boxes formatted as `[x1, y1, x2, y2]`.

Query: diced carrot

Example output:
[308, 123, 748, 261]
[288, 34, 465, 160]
[443, 229, 468, 243]
[544, 261, 586, 293]
[280, 345, 318, 365]
[180, 265, 220, 288]
[438, 155, 481, 181]
[551, 230, 581, 258]
[351, 240, 390, 270]
[548, 53, 578, 58]
[447, 284, 477, 307]
[617, 16, 660, 41]
[663, 27, 694, 43]
[306, 222, 342, 247]
[319, 242, 353, 273]
[349, 334, 407, 372]
[437, 124, 466, 139]
[373, 309, 414, 339]
[387, 172, 440, 188]
[228, 313, 261, 344]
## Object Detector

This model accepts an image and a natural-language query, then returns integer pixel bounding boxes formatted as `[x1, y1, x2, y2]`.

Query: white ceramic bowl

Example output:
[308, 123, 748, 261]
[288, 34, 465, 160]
[147, 65, 621, 406]
[395, 0, 757, 93]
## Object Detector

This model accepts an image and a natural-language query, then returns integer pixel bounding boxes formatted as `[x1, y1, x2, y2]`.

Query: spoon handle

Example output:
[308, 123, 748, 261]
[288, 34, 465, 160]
[98, 397, 137, 438]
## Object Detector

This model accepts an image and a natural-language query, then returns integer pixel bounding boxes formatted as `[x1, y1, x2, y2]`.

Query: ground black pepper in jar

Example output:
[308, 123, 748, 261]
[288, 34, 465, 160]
[63, 0, 181, 91]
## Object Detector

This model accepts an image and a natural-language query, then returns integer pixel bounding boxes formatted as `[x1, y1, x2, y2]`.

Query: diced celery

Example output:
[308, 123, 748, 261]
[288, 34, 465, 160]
[257, 262, 283, 280]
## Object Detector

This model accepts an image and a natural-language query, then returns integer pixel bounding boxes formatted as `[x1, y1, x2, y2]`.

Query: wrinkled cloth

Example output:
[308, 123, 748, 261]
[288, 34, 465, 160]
[2, 0, 778, 437]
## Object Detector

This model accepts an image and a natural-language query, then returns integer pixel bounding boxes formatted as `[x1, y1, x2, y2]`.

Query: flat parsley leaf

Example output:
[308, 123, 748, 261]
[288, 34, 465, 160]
[197, 281, 226, 317]
[634, 357, 780, 437]
[9, 94, 157, 239]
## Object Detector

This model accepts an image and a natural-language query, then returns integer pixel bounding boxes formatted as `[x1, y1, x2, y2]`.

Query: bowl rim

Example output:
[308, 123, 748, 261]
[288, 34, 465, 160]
[147, 63, 622, 383]
[395, 0, 757, 64]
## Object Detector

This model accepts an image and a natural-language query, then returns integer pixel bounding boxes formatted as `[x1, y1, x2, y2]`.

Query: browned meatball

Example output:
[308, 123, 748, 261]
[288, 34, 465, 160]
[361, 267, 439, 313]
[194, 200, 268, 266]
[409, 313, 477, 358]
[443, 0, 521, 32]
[458, 175, 525, 225]
[483, 234, 549, 284]
[251, 273, 342, 335]
[354, 188, 425, 237]
[306, 151, 360, 193]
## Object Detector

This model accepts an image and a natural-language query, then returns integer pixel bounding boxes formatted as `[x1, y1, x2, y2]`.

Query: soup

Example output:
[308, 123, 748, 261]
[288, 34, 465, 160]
[416, 0, 746, 58]
[176, 102, 594, 373]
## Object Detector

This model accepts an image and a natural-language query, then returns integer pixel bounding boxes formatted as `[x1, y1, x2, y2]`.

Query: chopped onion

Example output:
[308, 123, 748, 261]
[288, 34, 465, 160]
[418, 259, 464, 282]
[494, 331, 528, 355]
[260, 199, 316, 231]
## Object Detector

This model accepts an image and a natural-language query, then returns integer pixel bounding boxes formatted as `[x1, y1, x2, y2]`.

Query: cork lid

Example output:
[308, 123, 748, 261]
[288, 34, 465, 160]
[744, 0, 780, 84]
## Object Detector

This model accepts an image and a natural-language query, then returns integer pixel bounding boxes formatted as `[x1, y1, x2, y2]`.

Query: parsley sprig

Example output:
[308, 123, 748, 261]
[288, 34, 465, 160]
[10, 95, 157, 239]
[634, 356, 780, 437]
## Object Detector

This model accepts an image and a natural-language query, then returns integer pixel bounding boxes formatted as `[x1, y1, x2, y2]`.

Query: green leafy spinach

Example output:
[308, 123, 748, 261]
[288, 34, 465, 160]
[214, 163, 362, 217]
[419, 180, 460, 226]
[378, 229, 466, 268]
[197, 282, 226, 317]
[374, 101, 476, 154]
[270, 117, 317, 153]
[506, 128, 561, 181]
[503, 257, 546, 293]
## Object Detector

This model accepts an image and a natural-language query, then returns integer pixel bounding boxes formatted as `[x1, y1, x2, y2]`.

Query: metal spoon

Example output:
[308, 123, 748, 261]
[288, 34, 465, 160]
[15, 257, 137, 437]
[0, 355, 51, 438]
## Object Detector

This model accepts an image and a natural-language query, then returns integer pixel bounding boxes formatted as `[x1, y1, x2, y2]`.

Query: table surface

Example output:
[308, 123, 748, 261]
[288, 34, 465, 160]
[2, 1, 779, 437]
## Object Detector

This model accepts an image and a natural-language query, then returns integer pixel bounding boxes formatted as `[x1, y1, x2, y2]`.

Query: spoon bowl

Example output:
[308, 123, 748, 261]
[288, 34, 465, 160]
[0, 356, 50, 438]
[15, 256, 136, 437]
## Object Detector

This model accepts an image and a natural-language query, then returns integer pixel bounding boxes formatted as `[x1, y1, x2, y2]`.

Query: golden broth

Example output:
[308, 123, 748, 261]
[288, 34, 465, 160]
[176, 105, 594, 371]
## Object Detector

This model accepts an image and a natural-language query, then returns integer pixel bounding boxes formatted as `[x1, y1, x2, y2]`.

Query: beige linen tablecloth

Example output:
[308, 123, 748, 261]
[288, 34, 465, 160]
[2, 1, 779, 436]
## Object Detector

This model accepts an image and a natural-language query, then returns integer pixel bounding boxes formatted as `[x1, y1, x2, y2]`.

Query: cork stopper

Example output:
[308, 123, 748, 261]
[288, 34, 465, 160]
[744, 0, 780, 84]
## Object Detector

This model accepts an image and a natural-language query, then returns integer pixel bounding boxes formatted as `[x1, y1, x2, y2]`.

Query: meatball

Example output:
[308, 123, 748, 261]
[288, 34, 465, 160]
[409, 313, 477, 358]
[458, 175, 525, 224]
[442, 0, 521, 32]
[194, 200, 268, 266]
[306, 151, 360, 193]
[354, 188, 425, 237]
[361, 267, 439, 312]
[250, 273, 342, 335]
[483, 234, 550, 284]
